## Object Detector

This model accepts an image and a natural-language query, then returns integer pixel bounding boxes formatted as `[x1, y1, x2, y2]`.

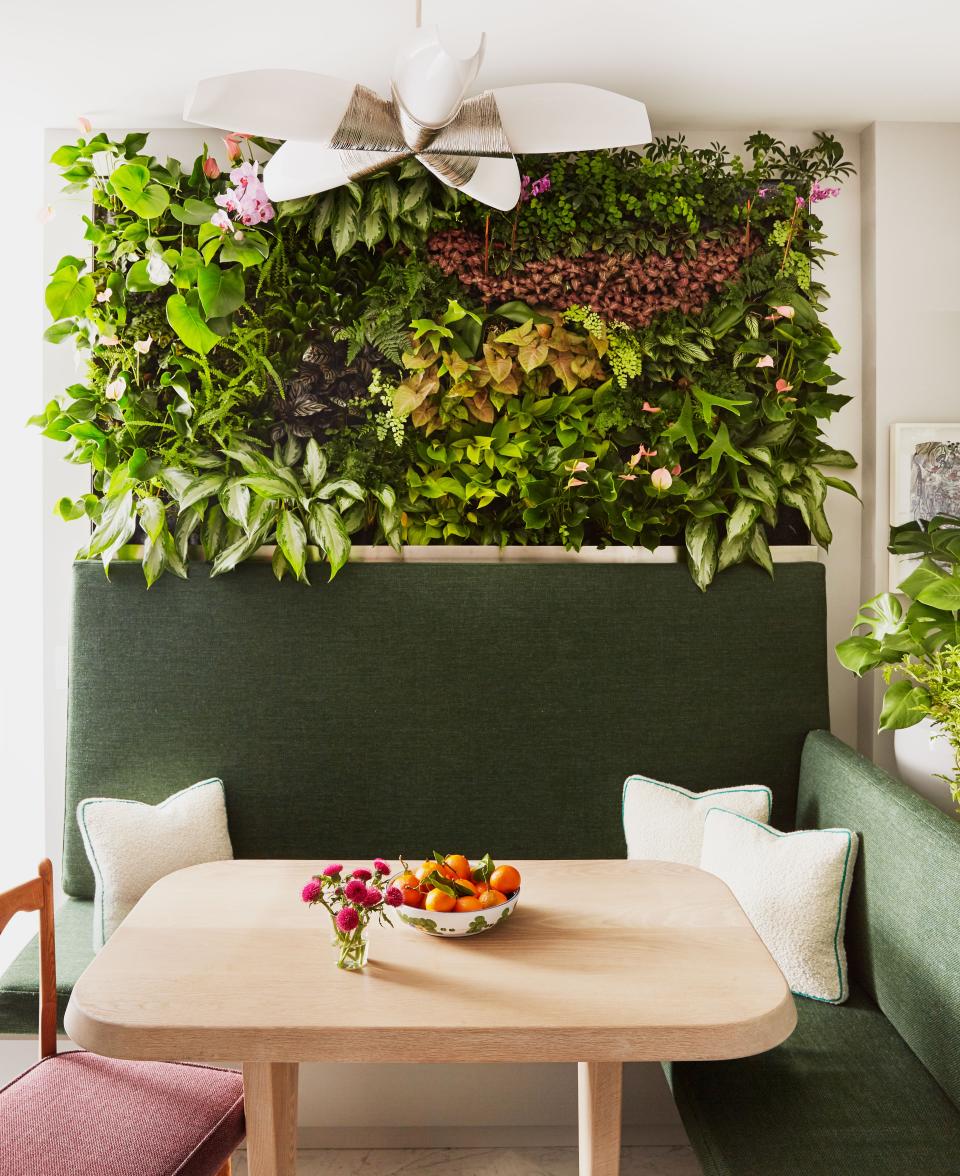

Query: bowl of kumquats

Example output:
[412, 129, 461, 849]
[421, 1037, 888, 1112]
[394, 853, 521, 937]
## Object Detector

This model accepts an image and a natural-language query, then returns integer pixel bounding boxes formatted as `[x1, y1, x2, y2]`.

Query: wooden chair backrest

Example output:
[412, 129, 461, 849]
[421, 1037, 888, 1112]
[0, 860, 56, 1057]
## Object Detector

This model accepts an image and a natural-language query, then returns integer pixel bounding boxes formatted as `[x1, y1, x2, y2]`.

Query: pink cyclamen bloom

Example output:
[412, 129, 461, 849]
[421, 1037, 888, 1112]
[203, 156, 221, 180]
[336, 907, 360, 933]
[775, 378, 794, 394]
[322, 864, 343, 877]
[756, 187, 770, 198]
[795, 196, 805, 207]
[373, 859, 391, 875]
[650, 468, 673, 491]
[385, 886, 403, 908]
[351, 868, 372, 881]
[301, 879, 322, 903]
[76, 116, 92, 134]
[363, 887, 383, 907]
[756, 355, 775, 369]
[641, 401, 661, 414]
[567, 477, 587, 488]
[344, 879, 368, 902]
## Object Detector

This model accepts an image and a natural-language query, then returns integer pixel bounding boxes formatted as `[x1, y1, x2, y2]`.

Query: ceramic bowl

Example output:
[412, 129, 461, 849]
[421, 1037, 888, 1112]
[398, 889, 520, 937]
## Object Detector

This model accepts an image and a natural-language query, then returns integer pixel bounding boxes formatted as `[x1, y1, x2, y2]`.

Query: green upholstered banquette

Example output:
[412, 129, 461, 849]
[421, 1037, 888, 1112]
[667, 731, 960, 1175]
[1, 557, 829, 1033]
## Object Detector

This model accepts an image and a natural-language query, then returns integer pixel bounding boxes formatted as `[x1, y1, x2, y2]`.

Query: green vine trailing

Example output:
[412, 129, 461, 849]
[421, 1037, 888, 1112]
[36, 128, 855, 587]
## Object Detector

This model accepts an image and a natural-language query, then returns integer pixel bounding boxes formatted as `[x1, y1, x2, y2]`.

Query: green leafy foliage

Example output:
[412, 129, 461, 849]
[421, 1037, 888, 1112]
[837, 517, 960, 806]
[37, 129, 855, 588]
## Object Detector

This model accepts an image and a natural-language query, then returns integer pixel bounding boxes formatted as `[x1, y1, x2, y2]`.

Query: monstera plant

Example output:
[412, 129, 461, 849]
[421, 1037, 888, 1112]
[837, 516, 960, 809]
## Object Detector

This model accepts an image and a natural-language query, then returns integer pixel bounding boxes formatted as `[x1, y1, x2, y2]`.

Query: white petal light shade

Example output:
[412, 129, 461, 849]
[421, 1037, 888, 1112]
[493, 83, 652, 152]
[393, 26, 485, 128]
[183, 26, 652, 212]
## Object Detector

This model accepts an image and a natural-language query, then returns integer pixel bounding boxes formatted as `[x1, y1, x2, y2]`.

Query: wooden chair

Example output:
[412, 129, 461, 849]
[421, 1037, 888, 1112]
[0, 861, 244, 1176]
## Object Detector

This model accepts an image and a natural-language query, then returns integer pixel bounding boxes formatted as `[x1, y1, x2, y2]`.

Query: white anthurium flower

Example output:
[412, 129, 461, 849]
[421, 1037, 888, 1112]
[37, 205, 56, 224]
[98, 333, 120, 347]
[104, 377, 126, 401]
[96, 288, 113, 303]
[133, 336, 153, 355]
[146, 254, 172, 286]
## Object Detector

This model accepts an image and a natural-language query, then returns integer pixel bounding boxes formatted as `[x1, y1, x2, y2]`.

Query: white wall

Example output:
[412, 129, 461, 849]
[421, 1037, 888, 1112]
[858, 122, 960, 767]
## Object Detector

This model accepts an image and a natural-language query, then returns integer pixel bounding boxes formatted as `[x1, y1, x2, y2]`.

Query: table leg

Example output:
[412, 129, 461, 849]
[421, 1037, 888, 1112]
[577, 1061, 622, 1176]
[242, 1062, 299, 1176]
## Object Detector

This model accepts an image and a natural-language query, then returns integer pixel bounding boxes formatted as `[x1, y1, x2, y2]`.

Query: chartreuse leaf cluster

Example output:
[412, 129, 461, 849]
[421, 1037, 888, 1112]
[37, 129, 855, 587]
[837, 516, 960, 806]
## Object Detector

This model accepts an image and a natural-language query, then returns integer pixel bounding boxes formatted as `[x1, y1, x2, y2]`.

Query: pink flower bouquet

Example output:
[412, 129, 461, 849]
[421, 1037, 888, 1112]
[301, 861, 402, 970]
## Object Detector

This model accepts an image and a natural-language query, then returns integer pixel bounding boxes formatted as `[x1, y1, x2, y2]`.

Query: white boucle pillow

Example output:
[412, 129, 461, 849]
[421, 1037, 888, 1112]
[77, 779, 234, 949]
[700, 807, 858, 1004]
[622, 775, 772, 866]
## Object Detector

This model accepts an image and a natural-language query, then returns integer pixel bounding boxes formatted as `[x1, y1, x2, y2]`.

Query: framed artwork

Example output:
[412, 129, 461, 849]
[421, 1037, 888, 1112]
[889, 423, 960, 590]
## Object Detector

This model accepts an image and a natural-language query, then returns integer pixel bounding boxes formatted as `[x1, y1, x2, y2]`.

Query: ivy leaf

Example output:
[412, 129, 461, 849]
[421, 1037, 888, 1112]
[45, 265, 95, 320]
[878, 679, 930, 731]
[165, 292, 221, 355]
[276, 510, 308, 579]
[197, 262, 245, 318]
[308, 502, 351, 579]
[701, 422, 748, 475]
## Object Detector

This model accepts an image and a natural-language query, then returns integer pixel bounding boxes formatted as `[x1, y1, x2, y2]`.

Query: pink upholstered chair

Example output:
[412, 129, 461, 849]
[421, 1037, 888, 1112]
[0, 860, 245, 1176]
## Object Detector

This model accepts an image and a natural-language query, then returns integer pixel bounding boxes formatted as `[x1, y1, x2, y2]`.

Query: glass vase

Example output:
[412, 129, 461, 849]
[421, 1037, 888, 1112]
[333, 923, 369, 970]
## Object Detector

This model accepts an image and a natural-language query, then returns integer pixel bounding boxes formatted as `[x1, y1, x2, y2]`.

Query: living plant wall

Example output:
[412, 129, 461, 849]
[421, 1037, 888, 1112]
[35, 129, 855, 587]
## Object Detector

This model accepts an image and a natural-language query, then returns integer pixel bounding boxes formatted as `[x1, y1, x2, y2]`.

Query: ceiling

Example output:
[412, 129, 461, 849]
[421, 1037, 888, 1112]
[3, 0, 959, 132]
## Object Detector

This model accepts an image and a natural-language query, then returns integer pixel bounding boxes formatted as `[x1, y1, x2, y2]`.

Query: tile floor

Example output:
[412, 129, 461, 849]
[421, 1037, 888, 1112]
[233, 1146, 701, 1175]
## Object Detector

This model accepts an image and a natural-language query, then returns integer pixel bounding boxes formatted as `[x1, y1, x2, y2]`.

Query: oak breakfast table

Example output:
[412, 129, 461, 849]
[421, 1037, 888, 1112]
[65, 859, 796, 1176]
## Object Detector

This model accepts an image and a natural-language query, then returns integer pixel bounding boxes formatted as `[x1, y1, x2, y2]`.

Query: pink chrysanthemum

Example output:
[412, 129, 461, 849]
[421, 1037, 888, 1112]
[373, 859, 391, 874]
[301, 879, 322, 903]
[336, 907, 360, 933]
[344, 879, 367, 902]
[322, 864, 343, 877]
[351, 868, 372, 881]
[362, 886, 382, 907]
[384, 886, 403, 908]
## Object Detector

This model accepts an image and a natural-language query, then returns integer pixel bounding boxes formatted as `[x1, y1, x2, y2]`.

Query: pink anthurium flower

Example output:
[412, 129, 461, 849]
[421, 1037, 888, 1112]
[641, 401, 661, 414]
[76, 116, 92, 134]
[756, 355, 775, 369]
[775, 305, 795, 319]
[98, 334, 119, 347]
[571, 460, 589, 472]
[650, 468, 673, 491]
[618, 474, 637, 481]
[671, 464, 682, 476]
[104, 377, 125, 400]
[775, 378, 794, 394]
[37, 205, 55, 224]
[133, 336, 153, 355]
[223, 134, 245, 160]
[567, 477, 587, 488]
[628, 444, 658, 468]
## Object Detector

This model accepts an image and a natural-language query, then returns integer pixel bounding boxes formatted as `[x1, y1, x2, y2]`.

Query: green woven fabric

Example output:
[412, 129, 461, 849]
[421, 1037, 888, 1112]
[667, 987, 960, 1176]
[797, 730, 960, 1108]
[0, 900, 94, 1035]
[62, 560, 829, 899]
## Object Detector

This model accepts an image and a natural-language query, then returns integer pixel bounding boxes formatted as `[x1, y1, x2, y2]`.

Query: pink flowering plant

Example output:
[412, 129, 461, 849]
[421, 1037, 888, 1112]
[301, 860, 403, 970]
